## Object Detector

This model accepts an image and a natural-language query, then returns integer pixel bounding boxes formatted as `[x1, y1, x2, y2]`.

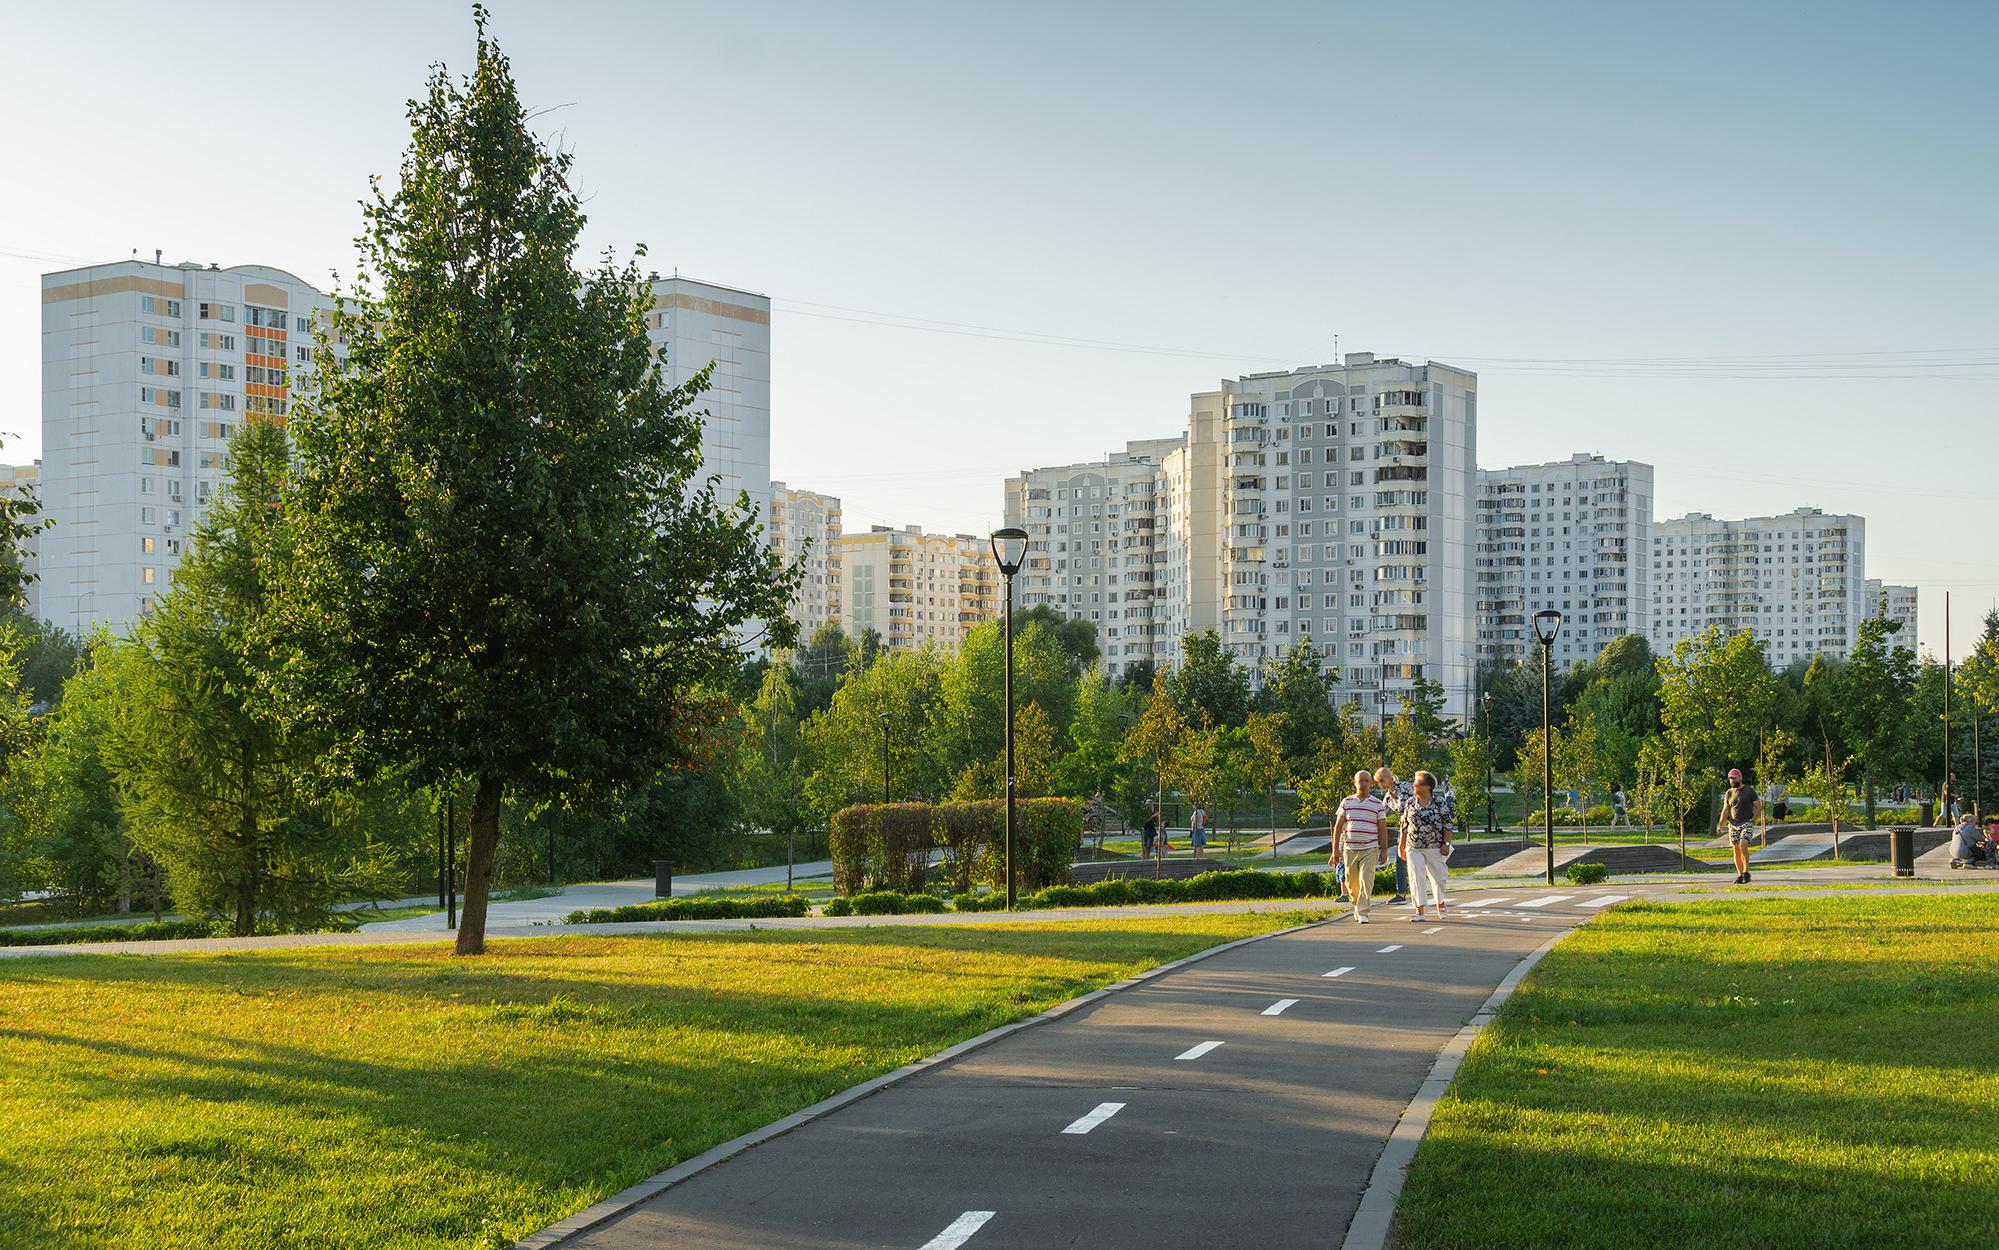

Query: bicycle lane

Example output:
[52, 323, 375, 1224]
[538, 899, 1588, 1250]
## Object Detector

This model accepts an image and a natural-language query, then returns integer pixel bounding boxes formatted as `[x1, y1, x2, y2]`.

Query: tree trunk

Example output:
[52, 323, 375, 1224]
[236, 746, 259, 937]
[455, 775, 504, 956]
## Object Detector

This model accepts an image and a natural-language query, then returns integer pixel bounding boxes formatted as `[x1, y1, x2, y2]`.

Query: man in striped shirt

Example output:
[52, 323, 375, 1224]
[1333, 770, 1388, 923]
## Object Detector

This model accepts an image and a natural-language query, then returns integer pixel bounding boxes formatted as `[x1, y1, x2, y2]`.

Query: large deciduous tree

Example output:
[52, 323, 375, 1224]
[283, 17, 794, 953]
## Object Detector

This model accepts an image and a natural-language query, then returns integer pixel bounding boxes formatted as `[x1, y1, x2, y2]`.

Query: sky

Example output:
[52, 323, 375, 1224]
[3, 0, 1995, 654]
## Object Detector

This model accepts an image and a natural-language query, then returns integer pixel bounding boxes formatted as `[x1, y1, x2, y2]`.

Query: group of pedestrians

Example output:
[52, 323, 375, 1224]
[1139, 802, 1214, 859]
[1331, 766, 1453, 923]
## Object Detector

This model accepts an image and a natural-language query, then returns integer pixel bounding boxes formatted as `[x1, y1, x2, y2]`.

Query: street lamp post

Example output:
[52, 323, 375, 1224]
[1533, 610, 1563, 885]
[1480, 691, 1495, 837]
[991, 528, 1029, 910]
[879, 712, 891, 804]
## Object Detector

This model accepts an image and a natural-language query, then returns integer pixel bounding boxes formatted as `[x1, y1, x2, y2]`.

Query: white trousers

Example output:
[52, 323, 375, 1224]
[1409, 847, 1449, 911]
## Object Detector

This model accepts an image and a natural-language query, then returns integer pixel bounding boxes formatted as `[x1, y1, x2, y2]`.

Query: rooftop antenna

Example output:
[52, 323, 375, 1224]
[154, 249, 162, 265]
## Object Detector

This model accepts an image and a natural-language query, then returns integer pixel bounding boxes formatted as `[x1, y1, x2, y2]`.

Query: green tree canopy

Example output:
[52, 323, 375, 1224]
[1169, 629, 1250, 728]
[280, 16, 794, 953]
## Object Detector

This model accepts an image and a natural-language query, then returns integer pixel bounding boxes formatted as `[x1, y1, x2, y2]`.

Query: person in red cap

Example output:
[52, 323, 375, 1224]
[1719, 767, 1762, 884]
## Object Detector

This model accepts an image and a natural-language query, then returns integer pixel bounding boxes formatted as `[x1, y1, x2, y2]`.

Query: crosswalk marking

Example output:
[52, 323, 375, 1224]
[1459, 897, 1507, 908]
[1377, 944, 1404, 953]
[1262, 998, 1300, 1016]
[1421, 926, 1444, 934]
[1175, 1040, 1224, 1061]
[1578, 894, 1631, 908]
[922, 1211, 996, 1249]
[1061, 1102, 1126, 1135]
[1517, 895, 1573, 908]
[1323, 966, 1356, 978]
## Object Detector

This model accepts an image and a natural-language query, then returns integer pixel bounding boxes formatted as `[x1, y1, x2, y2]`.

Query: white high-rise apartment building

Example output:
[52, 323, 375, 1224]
[0, 462, 44, 619]
[1476, 454, 1653, 671]
[769, 483, 842, 641]
[40, 263, 771, 637]
[40, 260, 333, 632]
[1864, 579, 1919, 654]
[1004, 354, 1479, 718]
[1004, 437, 1180, 678]
[1650, 507, 1867, 667]
[834, 525, 998, 653]
[646, 276, 772, 528]
[1192, 354, 1480, 720]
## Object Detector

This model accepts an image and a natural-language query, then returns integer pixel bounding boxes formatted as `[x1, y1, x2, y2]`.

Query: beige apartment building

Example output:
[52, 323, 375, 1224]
[1650, 507, 1868, 667]
[834, 525, 998, 653]
[768, 482, 842, 641]
[1863, 578, 1919, 654]
[0, 462, 43, 619]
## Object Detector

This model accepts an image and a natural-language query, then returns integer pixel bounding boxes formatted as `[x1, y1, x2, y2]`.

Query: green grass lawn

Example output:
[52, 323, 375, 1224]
[0, 913, 1313, 1250]
[1394, 894, 1999, 1249]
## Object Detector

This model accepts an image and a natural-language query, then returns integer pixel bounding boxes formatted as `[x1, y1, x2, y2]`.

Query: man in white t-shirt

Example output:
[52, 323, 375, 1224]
[1333, 770, 1387, 923]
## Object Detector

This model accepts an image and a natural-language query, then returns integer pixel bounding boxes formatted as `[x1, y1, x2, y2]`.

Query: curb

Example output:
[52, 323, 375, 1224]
[511, 908, 1344, 1249]
[1336, 923, 1575, 1250]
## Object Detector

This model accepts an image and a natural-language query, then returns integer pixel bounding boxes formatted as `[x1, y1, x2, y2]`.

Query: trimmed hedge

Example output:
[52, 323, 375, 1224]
[0, 919, 231, 947]
[564, 894, 812, 924]
[823, 868, 1372, 916]
[1564, 861, 1610, 885]
[829, 799, 1082, 896]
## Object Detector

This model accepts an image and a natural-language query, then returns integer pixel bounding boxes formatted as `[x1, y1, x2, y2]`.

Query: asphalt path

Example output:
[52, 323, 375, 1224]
[551, 888, 1629, 1250]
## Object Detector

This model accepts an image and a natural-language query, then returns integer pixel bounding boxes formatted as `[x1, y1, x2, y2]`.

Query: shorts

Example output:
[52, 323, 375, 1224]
[1724, 823, 1755, 847]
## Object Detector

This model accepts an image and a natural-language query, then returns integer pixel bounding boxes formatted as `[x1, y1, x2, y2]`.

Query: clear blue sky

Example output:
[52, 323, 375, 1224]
[5, 1, 1994, 653]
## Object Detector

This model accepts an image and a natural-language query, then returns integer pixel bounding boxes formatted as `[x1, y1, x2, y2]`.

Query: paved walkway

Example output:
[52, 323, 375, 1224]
[536, 890, 1606, 1250]
[352, 862, 837, 933]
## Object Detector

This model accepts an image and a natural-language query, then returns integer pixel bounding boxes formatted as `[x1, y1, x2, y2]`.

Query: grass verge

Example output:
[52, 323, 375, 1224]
[0, 912, 1314, 1250]
[1394, 894, 1999, 1249]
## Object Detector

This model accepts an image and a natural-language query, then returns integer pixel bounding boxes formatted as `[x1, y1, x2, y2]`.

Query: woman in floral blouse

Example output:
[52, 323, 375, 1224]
[1398, 770, 1452, 921]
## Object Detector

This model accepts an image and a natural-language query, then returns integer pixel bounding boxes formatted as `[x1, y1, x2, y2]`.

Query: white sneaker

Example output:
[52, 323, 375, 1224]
[1356, 914, 1370, 924]
[1408, 914, 1427, 922]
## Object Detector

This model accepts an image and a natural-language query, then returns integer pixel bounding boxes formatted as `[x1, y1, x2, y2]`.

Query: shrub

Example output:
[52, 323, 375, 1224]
[951, 891, 1006, 912]
[1013, 867, 1342, 911]
[828, 803, 934, 894]
[1584, 804, 1613, 827]
[563, 894, 811, 924]
[845, 890, 948, 916]
[0, 919, 231, 947]
[821, 896, 853, 917]
[828, 798, 1083, 897]
[1564, 861, 1609, 885]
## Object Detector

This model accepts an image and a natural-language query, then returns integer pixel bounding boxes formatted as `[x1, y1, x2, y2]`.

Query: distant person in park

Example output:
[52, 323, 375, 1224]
[1334, 770, 1387, 923]
[1941, 774, 1961, 822]
[1141, 807, 1159, 858]
[1374, 767, 1411, 905]
[1768, 779, 1789, 824]
[1400, 770, 1453, 921]
[1189, 803, 1210, 859]
[1611, 785, 1630, 829]
[1720, 767, 1763, 884]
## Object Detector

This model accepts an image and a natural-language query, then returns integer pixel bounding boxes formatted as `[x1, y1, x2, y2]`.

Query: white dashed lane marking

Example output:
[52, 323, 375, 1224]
[1175, 1040, 1224, 1061]
[921, 1211, 996, 1249]
[1262, 998, 1300, 1017]
[1376, 944, 1404, 953]
[1322, 966, 1356, 978]
[1061, 1102, 1126, 1135]
[1421, 926, 1444, 934]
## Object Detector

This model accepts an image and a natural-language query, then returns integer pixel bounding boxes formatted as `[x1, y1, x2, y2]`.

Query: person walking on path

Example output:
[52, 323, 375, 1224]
[1400, 770, 1452, 921]
[1333, 770, 1387, 923]
[1374, 767, 1410, 905]
[1141, 807, 1159, 859]
[1189, 803, 1210, 860]
[1719, 767, 1762, 884]
[1611, 784, 1630, 829]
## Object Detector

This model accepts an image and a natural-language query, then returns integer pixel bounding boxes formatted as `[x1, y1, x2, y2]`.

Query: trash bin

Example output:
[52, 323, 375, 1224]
[1889, 829, 1914, 878]
[1919, 800, 1935, 828]
[654, 860, 675, 898]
